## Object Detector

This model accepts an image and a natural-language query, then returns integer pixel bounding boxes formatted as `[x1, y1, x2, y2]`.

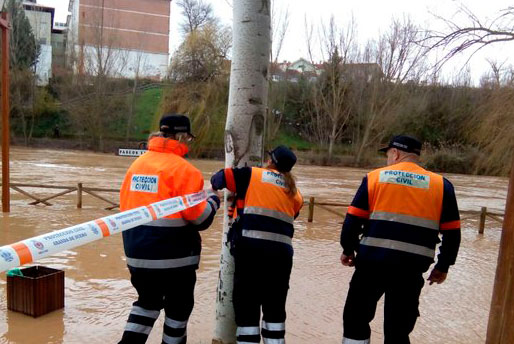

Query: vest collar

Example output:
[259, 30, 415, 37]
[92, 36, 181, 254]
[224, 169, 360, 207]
[148, 137, 189, 157]
[390, 161, 422, 170]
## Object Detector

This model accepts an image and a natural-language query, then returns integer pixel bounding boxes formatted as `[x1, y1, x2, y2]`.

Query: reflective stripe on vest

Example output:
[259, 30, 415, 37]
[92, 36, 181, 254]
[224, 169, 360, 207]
[126, 255, 200, 269]
[360, 236, 435, 258]
[370, 211, 439, 230]
[242, 229, 292, 246]
[244, 206, 294, 224]
[145, 218, 188, 227]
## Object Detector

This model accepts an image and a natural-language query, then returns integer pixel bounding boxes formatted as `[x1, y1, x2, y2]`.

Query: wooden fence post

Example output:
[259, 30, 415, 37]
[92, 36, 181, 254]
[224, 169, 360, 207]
[479, 206, 487, 234]
[77, 183, 82, 209]
[308, 197, 315, 222]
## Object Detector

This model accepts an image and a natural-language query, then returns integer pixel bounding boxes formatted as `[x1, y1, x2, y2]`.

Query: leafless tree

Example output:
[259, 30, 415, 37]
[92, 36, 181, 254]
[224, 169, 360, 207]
[425, 5, 514, 70]
[265, 0, 291, 146]
[352, 18, 430, 165]
[60, 4, 130, 150]
[177, 0, 216, 34]
[304, 16, 358, 161]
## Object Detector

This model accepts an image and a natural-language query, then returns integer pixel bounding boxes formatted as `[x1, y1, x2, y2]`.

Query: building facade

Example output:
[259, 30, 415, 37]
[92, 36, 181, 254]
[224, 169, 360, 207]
[23, 1, 54, 85]
[68, 0, 171, 79]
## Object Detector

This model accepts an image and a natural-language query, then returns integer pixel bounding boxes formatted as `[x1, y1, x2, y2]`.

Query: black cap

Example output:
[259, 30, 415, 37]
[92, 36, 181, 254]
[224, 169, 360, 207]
[379, 135, 422, 155]
[268, 145, 297, 172]
[159, 114, 195, 138]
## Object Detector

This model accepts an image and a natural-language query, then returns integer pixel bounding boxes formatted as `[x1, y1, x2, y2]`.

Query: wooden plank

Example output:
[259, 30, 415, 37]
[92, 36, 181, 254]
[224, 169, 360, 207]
[314, 203, 346, 218]
[77, 183, 82, 209]
[105, 204, 120, 211]
[486, 213, 504, 224]
[308, 197, 314, 222]
[82, 189, 117, 206]
[479, 207, 487, 234]
[83, 187, 119, 193]
[6, 183, 76, 190]
[29, 188, 76, 205]
[11, 186, 52, 206]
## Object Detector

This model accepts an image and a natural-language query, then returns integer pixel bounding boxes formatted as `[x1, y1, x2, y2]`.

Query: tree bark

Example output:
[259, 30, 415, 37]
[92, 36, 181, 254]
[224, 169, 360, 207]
[486, 157, 514, 343]
[212, 1, 271, 343]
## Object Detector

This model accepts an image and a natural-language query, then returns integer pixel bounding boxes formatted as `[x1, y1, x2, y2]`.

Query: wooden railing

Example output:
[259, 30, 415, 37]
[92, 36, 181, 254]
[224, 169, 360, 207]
[2, 185, 506, 233]
[305, 197, 504, 234]
[2, 183, 119, 210]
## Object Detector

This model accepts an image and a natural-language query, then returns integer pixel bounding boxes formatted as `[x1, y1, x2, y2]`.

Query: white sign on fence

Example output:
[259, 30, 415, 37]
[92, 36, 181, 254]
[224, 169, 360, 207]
[118, 149, 147, 157]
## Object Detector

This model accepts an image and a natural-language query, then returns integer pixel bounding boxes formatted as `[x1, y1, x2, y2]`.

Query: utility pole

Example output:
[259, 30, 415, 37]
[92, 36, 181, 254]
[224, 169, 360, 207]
[486, 157, 514, 343]
[1, 12, 10, 213]
[212, 1, 271, 343]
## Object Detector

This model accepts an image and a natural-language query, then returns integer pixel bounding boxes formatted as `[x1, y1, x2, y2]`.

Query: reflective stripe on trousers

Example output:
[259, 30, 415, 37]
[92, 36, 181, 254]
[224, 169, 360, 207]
[360, 236, 435, 258]
[123, 305, 160, 337]
[163, 316, 188, 344]
[242, 229, 292, 246]
[236, 326, 260, 336]
[342, 337, 370, 344]
[236, 326, 260, 343]
[262, 321, 286, 344]
[244, 206, 294, 224]
[124, 322, 153, 335]
[126, 255, 200, 269]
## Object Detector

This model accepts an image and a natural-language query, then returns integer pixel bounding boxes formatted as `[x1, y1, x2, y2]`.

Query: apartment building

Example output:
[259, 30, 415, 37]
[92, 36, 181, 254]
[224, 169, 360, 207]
[68, 0, 171, 79]
[23, 1, 54, 85]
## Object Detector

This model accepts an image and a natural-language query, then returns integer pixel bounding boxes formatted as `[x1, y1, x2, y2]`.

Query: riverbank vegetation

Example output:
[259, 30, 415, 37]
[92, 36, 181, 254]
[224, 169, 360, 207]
[4, 0, 514, 176]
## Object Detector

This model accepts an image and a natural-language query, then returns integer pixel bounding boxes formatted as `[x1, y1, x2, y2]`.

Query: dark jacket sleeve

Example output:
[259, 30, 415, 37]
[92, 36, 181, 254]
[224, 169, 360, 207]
[340, 177, 370, 256]
[190, 194, 220, 231]
[210, 167, 252, 198]
[435, 178, 461, 273]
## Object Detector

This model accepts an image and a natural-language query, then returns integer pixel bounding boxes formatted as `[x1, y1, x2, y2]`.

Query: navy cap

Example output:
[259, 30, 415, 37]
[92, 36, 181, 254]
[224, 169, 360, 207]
[159, 114, 195, 138]
[268, 145, 297, 172]
[379, 135, 422, 155]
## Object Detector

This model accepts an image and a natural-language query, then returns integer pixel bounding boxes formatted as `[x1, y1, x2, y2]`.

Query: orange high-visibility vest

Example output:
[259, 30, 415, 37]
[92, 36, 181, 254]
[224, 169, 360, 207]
[357, 162, 444, 263]
[244, 168, 303, 222]
[367, 162, 444, 229]
[120, 136, 207, 223]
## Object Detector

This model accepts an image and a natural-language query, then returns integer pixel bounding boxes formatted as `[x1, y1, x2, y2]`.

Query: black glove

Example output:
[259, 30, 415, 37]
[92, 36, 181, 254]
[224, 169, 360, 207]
[210, 169, 226, 191]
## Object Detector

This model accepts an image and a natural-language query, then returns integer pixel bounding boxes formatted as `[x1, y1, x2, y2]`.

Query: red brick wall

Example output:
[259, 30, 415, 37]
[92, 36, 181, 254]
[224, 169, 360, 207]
[79, 0, 170, 54]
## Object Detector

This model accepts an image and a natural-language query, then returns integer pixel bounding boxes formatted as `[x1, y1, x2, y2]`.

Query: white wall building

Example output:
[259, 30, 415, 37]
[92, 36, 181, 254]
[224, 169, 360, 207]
[24, 1, 54, 85]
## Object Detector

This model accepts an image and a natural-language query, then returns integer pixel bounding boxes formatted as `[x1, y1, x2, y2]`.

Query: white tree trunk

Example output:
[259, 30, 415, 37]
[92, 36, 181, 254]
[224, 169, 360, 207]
[213, 1, 271, 343]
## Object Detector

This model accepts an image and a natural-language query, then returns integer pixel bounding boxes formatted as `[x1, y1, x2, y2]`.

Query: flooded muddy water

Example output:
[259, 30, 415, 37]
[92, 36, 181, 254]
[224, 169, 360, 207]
[0, 147, 508, 343]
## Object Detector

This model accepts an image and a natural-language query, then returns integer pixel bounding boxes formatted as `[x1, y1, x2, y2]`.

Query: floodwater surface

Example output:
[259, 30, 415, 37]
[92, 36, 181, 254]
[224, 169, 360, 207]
[0, 147, 508, 343]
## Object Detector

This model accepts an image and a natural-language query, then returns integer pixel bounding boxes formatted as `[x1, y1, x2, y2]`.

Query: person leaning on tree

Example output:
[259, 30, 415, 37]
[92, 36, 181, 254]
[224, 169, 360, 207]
[118, 114, 220, 344]
[210, 146, 303, 344]
[340, 135, 461, 344]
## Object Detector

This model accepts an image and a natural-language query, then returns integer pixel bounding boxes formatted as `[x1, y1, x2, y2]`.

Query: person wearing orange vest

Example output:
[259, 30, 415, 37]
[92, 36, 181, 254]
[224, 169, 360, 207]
[118, 114, 220, 344]
[210, 146, 303, 344]
[340, 135, 461, 344]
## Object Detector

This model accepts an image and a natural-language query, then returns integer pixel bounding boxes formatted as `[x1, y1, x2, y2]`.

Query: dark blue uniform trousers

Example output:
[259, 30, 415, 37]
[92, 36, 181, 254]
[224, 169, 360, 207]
[343, 264, 425, 344]
[233, 247, 293, 343]
[119, 267, 196, 344]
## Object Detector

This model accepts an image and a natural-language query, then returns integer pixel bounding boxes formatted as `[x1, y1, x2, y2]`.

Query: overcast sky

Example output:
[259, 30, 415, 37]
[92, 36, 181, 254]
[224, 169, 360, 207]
[40, 0, 514, 82]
